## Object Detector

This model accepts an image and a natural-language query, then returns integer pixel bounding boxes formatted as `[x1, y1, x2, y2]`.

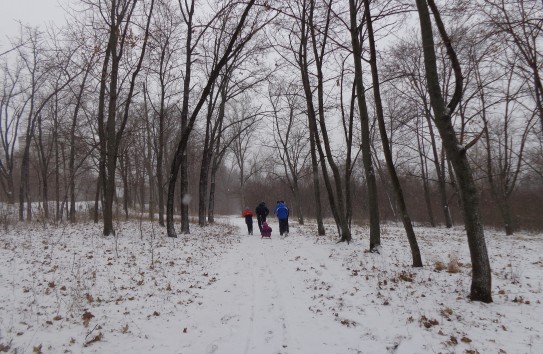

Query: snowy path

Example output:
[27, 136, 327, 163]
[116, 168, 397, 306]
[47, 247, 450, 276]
[178, 218, 355, 354]
[2, 218, 541, 353]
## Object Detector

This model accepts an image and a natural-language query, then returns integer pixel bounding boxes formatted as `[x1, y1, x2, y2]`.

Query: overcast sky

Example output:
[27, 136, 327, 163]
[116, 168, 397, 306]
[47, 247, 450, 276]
[0, 0, 69, 48]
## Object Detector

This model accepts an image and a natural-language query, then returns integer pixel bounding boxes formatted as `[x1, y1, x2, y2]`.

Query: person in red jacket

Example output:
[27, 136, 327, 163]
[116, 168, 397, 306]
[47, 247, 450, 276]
[242, 207, 254, 235]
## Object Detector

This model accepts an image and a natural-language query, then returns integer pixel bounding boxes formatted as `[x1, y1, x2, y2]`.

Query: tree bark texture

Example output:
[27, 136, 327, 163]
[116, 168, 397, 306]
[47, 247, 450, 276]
[415, 0, 492, 302]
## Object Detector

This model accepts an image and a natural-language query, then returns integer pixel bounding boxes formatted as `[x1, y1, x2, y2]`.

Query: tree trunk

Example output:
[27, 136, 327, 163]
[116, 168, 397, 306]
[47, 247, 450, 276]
[415, 0, 492, 302]
[93, 173, 101, 223]
[19, 131, 33, 222]
[309, 128, 325, 235]
[501, 200, 514, 236]
[69, 65, 92, 223]
[98, 0, 155, 236]
[207, 134, 227, 225]
[54, 132, 60, 222]
[37, 112, 50, 220]
[120, 154, 130, 220]
[424, 104, 453, 227]
[348, 0, 380, 250]
[292, 181, 304, 225]
[198, 85, 222, 227]
[156, 141, 165, 226]
[145, 138, 154, 220]
[417, 117, 436, 227]
[363, 0, 421, 265]
[19, 96, 37, 222]
[207, 152, 220, 225]
[180, 154, 190, 233]
[297, 1, 350, 243]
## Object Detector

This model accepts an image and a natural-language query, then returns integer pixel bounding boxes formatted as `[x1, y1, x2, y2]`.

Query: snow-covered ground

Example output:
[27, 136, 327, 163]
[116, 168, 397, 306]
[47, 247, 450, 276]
[0, 216, 541, 354]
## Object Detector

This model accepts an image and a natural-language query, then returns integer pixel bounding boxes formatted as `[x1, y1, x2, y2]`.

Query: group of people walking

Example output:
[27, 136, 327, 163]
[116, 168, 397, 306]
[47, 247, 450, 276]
[241, 201, 290, 238]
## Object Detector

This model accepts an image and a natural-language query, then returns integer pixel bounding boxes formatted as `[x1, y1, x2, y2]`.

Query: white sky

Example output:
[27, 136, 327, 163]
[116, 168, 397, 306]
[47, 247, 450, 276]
[0, 0, 69, 48]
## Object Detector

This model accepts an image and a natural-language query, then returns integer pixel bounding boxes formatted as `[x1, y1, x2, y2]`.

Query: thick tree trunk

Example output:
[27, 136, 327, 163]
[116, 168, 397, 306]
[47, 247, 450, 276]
[415, 0, 492, 302]
[198, 121, 212, 227]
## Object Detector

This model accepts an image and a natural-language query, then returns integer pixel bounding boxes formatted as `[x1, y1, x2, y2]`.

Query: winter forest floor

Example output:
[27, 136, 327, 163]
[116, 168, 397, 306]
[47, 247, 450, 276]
[0, 216, 542, 354]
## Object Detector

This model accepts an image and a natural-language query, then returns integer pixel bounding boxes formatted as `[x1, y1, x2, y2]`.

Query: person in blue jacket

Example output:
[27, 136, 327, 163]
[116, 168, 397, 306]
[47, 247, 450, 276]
[273, 200, 289, 236]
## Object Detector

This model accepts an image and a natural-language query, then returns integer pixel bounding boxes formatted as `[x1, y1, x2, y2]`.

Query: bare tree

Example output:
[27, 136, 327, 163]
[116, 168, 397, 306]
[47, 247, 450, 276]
[348, 0, 381, 249]
[166, 0, 273, 237]
[16, 26, 76, 222]
[0, 57, 27, 204]
[228, 97, 262, 209]
[144, 0, 183, 226]
[67, 44, 98, 223]
[268, 79, 309, 225]
[414, 0, 492, 302]
[483, 0, 543, 132]
[361, 0, 421, 265]
[385, 38, 454, 227]
[293, 0, 354, 243]
[197, 20, 269, 226]
[268, 0, 326, 235]
[476, 51, 538, 235]
[94, 0, 155, 235]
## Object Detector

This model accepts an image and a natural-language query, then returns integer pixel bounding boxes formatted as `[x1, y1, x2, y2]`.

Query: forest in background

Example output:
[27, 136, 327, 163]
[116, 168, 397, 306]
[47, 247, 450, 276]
[1, 0, 542, 301]
[1, 0, 541, 229]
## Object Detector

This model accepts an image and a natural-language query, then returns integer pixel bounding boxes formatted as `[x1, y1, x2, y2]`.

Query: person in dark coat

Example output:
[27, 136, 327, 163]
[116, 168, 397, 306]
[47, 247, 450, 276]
[255, 202, 269, 232]
[273, 200, 289, 236]
[242, 207, 254, 235]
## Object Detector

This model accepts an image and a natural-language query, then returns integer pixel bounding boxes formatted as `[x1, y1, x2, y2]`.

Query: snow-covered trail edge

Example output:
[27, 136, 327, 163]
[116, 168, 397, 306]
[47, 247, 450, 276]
[1, 216, 542, 354]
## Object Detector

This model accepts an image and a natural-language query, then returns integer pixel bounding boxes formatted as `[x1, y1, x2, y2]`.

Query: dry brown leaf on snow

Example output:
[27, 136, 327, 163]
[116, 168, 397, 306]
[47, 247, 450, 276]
[82, 311, 94, 327]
